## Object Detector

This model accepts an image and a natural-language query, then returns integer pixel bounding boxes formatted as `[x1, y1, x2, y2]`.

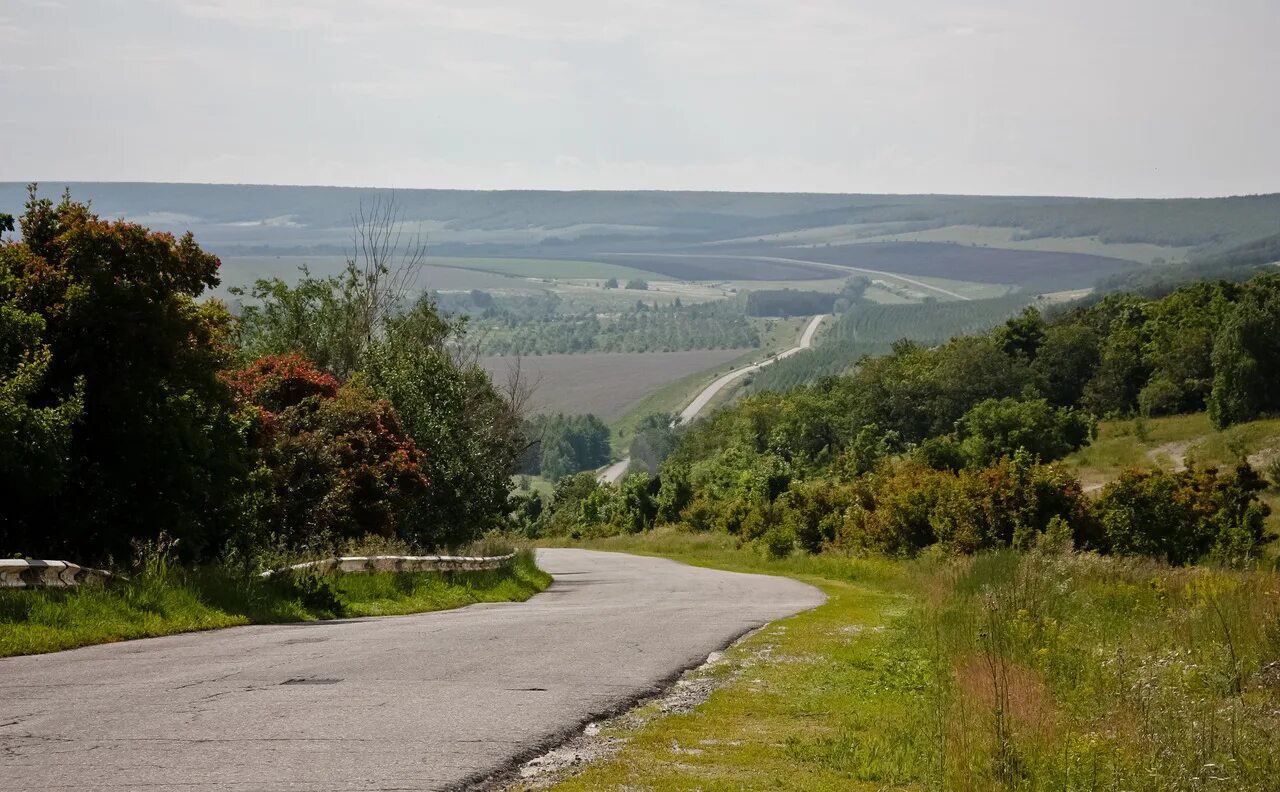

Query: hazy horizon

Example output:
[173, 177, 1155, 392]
[3, 1, 1278, 198]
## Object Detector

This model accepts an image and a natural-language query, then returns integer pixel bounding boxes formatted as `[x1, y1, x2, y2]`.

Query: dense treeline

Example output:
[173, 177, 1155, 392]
[744, 276, 869, 317]
[1, 189, 524, 565]
[519, 413, 611, 481]
[522, 274, 1280, 567]
[746, 294, 1031, 392]
[470, 298, 759, 355]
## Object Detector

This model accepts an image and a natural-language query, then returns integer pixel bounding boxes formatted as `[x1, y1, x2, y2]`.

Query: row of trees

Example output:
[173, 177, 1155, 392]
[1, 188, 526, 565]
[744, 277, 870, 317]
[519, 413, 611, 481]
[472, 299, 759, 356]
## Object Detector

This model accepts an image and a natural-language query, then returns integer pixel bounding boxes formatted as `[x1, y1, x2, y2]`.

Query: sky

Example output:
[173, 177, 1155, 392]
[2, 0, 1278, 197]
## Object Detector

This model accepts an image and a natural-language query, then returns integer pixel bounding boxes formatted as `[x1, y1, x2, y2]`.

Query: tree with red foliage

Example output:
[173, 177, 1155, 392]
[228, 353, 428, 544]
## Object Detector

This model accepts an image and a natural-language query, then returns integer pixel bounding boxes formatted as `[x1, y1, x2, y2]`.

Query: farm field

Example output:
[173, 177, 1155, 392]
[480, 348, 748, 423]
[847, 224, 1195, 265]
[595, 253, 837, 281]
[428, 256, 668, 281]
[725, 241, 1134, 289]
[903, 273, 1018, 299]
[606, 316, 813, 453]
[215, 256, 535, 299]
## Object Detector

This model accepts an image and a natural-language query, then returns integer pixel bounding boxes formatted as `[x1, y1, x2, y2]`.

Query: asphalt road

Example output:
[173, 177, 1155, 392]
[0, 549, 823, 791]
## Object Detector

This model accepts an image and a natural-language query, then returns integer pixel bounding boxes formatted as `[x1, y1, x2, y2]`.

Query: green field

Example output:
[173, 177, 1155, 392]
[849, 224, 1196, 265]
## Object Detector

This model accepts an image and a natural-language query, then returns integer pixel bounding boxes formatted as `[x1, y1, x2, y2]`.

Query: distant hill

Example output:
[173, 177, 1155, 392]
[3, 182, 1277, 289]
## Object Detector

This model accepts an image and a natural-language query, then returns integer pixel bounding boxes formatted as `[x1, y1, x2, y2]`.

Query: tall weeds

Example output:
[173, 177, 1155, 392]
[909, 548, 1280, 790]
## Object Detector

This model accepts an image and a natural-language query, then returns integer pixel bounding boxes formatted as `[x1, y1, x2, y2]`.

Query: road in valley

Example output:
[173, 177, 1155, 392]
[598, 313, 826, 484]
[0, 549, 823, 792]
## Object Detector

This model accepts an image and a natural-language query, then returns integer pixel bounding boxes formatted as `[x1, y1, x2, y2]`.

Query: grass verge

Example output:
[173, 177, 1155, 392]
[0, 550, 550, 658]
[534, 529, 1280, 791]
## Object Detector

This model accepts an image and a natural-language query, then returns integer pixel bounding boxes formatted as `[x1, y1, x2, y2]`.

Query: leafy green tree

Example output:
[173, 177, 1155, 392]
[0, 186, 250, 563]
[1207, 279, 1280, 427]
[523, 413, 611, 481]
[995, 305, 1046, 361]
[363, 316, 525, 547]
[1139, 281, 1233, 415]
[616, 472, 658, 533]
[629, 412, 680, 474]
[0, 260, 83, 505]
[951, 397, 1094, 468]
[1030, 324, 1100, 407]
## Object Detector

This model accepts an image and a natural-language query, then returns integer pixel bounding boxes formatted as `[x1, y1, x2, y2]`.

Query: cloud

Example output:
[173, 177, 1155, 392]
[2, 0, 1278, 196]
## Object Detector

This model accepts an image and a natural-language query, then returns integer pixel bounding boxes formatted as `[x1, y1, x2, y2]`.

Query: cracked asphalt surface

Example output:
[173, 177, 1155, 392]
[0, 549, 822, 791]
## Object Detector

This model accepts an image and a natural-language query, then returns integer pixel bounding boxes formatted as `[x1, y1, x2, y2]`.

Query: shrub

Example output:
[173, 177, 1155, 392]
[230, 354, 428, 548]
[952, 397, 1094, 468]
[1095, 464, 1269, 565]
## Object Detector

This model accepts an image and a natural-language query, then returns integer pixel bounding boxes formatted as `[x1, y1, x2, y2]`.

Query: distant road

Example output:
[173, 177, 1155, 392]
[0, 549, 823, 792]
[609, 251, 972, 301]
[599, 314, 826, 483]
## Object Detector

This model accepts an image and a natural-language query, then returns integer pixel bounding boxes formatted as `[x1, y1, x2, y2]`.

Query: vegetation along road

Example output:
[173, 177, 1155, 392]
[0, 549, 821, 792]
[598, 313, 827, 483]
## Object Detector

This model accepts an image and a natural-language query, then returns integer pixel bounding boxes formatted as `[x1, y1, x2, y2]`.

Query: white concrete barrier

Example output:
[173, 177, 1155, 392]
[0, 554, 518, 588]
[0, 559, 114, 588]
[261, 553, 519, 578]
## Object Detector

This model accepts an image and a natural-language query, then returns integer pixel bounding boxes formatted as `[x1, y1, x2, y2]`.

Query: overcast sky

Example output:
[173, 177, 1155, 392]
[2, 0, 1277, 197]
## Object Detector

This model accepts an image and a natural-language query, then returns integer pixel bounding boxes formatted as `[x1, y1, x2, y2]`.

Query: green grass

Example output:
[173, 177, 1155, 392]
[428, 256, 669, 282]
[1064, 412, 1280, 489]
[535, 529, 1280, 791]
[0, 551, 550, 657]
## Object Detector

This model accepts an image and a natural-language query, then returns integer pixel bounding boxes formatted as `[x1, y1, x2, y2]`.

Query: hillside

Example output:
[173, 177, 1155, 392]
[5, 183, 1279, 294]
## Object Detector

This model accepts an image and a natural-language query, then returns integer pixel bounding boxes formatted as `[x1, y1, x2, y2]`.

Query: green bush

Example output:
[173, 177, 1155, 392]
[1095, 464, 1269, 565]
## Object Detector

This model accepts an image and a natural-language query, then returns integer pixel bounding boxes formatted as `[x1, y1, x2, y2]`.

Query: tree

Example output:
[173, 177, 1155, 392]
[234, 195, 525, 547]
[995, 306, 1046, 361]
[629, 412, 680, 474]
[0, 257, 84, 507]
[1027, 317, 1106, 409]
[0, 186, 249, 562]
[234, 193, 433, 380]
[1207, 279, 1280, 427]
[226, 354, 428, 545]
[951, 397, 1094, 468]
[363, 312, 526, 547]
[0, 213, 14, 242]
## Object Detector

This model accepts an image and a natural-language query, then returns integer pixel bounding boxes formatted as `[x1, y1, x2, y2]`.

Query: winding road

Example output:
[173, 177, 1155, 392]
[0, 549, 823, 792]
[598, 313, 827, 484]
